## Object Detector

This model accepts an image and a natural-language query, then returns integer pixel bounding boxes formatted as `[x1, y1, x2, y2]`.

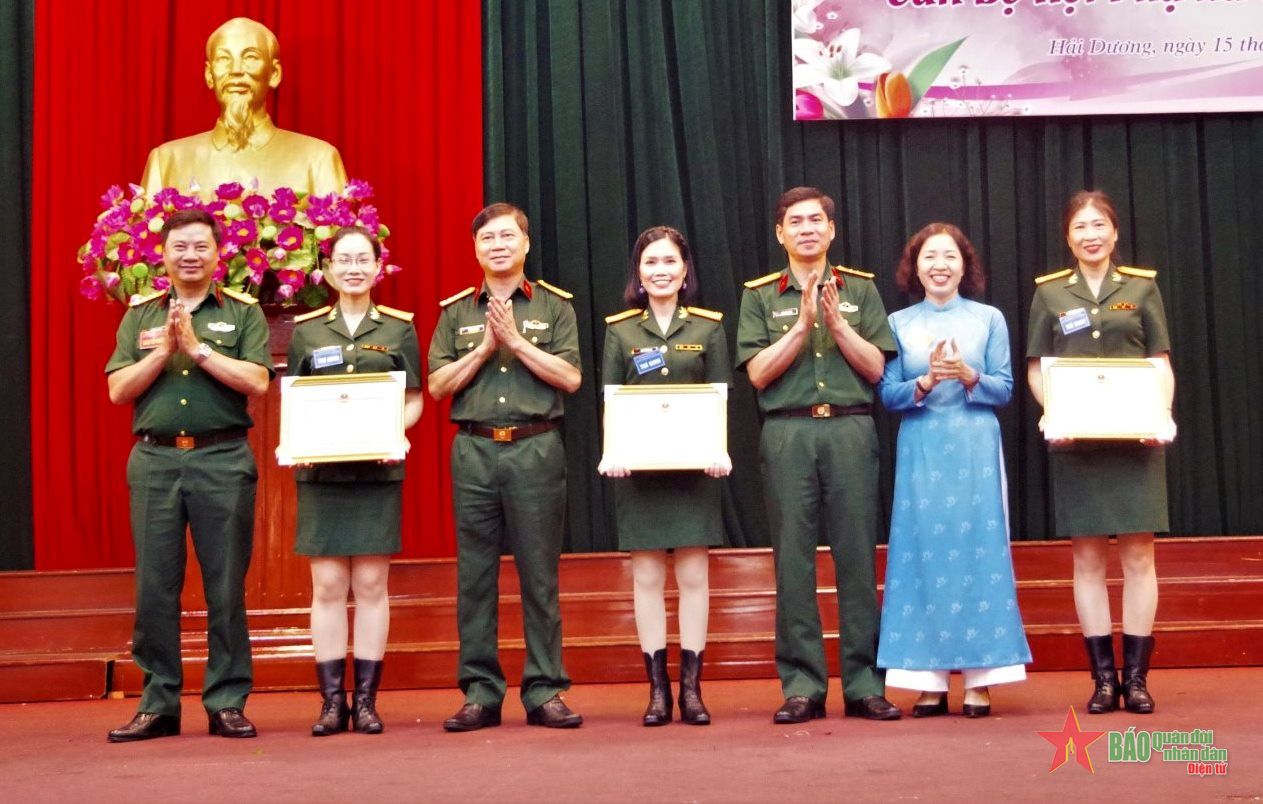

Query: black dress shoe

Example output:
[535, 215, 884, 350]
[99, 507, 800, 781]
[962, 703, 991, 718]
[912, 695, 949, 718]
[443, 702, 502, 732]
[526, 695, 583, 728]
[208, 707, 257, 738]
[843, 695, 902, 720]
[772, 696, 826, 724]
[108, 712, 181, 742]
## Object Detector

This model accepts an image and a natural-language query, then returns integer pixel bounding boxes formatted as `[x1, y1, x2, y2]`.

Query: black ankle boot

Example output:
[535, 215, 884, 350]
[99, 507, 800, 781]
[678, 649, 711, 725]
[642, 649, 672, 726]
[1122, 634, 1156, 714]
[1084, 635, 1121, 714]
[312, 659, 350, 736]
[352, 658, 384, 734]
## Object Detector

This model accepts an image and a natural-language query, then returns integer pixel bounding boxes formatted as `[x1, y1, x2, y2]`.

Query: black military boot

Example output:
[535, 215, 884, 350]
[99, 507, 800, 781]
[1121, 633, 1156, 714]
[1084, 635, 1121, 714]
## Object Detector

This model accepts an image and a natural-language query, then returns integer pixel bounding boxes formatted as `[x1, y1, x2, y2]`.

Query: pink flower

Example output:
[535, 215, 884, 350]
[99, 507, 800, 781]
[80, 275, 104, 300]
[269, 202, 297, 224]
[100, 185, 124, 209]
[219, 241, 240, 259]
[249, 269, 265, 284]
[306, 194, 339, 226]
[273, 187, 298, 207]
[102, 271, 121, 289]
[152, 276, 171, 291]
[275, 283, 296, 300]
[245, 248, 269, 273]
[270, 247, 288, 264]
[225, 219, 258, 245]
[345, 178, 374, 200]
[277, 268, 305, 287]
[310, 269, 324, 285]
[137, 230, 163, 263]
[215, 182, 245, 201]
[357, 204, 380, 233]
[241, 194, 268, 218]
[795, 90, 825, 120]
[275, 225, 303, 251]
[152, 187, 181, 208]
[117, 240, 143, 266]
[212, 261, 228, 282]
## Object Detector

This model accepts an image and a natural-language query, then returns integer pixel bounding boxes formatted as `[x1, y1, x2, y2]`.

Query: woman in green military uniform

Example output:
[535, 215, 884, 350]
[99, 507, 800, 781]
[1026, 191, 1175, 716]
[599, 226, 731, 726]
[286, 226, 424, 735]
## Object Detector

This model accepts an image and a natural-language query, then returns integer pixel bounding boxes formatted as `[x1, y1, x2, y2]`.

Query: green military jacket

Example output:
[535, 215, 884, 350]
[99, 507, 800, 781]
[1026, 265, 1171, 359]
[287, 303, 423, 482]
[734, 266, 894, 412]
[105, 288, 274, 436]
[427, 278, 581, 423]
[601, 305, 731, 387]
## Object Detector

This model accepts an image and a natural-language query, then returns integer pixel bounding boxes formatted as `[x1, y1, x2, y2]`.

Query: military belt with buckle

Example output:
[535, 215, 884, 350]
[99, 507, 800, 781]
[771, 404, 872, 419]
[139, 428, 248, 450]
[463, 420, 559, 443]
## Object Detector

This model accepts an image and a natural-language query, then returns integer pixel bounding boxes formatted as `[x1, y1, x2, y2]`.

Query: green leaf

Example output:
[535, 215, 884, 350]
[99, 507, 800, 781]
[377, 224, 391, 239]
[907, 37, 966, 105]
[287, 250, 316, 269]
[296, 283, 329, 308]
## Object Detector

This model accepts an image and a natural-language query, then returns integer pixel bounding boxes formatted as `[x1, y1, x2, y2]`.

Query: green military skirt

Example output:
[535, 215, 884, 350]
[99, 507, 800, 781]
[613, 472, 724, 551]
[295, 480, 402, 556]
[1049, 443, 1169, 538]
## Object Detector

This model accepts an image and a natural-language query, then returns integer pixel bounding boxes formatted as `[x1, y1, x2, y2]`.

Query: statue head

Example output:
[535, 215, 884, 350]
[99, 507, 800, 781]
[203, 18, 282, 150]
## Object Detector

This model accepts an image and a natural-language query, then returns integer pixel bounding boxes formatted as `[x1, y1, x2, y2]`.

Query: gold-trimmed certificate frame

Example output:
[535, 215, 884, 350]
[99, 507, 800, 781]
[1041, 357, 1167, 441]
[602, 383, 728, 471]
[277, 371, 407, 465]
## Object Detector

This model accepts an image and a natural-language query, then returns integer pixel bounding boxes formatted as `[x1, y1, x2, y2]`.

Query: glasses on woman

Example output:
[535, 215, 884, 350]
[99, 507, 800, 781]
[331, 255, 376, 267]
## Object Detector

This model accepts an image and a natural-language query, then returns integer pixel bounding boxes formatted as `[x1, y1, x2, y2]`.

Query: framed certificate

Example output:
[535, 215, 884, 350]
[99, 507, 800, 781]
[1041, 357, 1169, 440]
[602, 383, 728, 471]
[277, 371, 408, 465]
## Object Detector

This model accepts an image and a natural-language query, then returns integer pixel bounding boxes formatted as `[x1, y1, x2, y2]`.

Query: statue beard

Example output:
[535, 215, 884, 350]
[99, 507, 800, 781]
[222, 96, 256, 151]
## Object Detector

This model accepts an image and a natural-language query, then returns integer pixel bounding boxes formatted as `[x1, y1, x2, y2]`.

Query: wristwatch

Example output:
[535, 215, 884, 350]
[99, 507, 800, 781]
[195, 342, 213, 364]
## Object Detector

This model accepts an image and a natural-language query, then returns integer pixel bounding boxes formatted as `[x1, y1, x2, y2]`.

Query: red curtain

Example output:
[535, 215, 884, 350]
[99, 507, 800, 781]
[31, 0, 482, 568]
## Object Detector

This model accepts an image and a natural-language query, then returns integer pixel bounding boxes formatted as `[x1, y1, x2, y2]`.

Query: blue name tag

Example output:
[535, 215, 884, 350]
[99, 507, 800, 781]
[312, 345, 344, 369]
[633, 350, 666, 375]
[1059, 307, 1091, 335]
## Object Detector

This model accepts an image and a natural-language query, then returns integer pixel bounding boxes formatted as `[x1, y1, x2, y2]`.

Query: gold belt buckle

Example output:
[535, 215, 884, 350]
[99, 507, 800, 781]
[175, 435, 196, 449]
[492, 427, 514, 442]
[811, 404, 832, 418]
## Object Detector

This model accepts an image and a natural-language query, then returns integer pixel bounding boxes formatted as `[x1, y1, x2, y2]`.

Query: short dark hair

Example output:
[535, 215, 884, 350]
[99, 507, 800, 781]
[328, 225, 381, 259]
[894, 222, 986, 300]
[161, 208, 222, 247]
[1061, 190, 1119, 237]
[623, 226, 699, 307]
[774, 186, 836, 227]
[471, 202, 529, 237]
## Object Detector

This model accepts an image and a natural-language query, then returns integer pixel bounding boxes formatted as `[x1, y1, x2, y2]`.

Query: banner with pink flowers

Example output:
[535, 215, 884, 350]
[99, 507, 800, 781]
[792, 0, 1263, 120]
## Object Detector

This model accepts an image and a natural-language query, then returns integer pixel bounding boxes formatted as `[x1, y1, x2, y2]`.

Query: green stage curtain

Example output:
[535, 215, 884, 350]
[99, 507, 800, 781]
[484, 0, 1263, 550]
[0, 0, 33, 570]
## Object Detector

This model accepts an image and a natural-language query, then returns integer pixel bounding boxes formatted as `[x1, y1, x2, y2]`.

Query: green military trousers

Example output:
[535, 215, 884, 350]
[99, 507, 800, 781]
[126, 439, 257, 716]
[760, 415, 885, 704]
[450, 429, 571, 711]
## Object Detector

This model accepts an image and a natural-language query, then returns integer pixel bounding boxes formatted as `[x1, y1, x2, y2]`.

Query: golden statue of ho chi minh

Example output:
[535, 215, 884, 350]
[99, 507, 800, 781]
[141, 17, 347, 199]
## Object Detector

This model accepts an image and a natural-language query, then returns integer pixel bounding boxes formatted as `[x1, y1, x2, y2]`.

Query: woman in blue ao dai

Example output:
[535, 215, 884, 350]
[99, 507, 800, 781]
[876, 224, 1030, 718]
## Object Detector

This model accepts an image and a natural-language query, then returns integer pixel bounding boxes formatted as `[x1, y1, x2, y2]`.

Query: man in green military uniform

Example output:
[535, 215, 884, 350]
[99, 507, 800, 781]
[105, 209, 274, 742]
[735, 187, 901, 723]
[428, 202, 584, 731]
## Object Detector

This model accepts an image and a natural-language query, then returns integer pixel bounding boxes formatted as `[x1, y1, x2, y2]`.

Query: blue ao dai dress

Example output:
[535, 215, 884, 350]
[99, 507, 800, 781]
[876, 296, 1031, 675]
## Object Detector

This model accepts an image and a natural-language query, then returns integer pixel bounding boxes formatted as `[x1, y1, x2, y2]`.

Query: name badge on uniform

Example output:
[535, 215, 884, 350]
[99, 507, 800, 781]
[458, 324, 485, 335]
[311, 345, 344, 369]
[206, 321, 236, 332]
[362, 344, 389, 353]
[675, 344, 704, 351]
[633, 350, 666, 375]
[771, 308, 798, 318]
[838, 302, 859, 313]
[522, 319, 550, 333]
[1058, 307, 1091, 335]
[137, 327, 165, 350]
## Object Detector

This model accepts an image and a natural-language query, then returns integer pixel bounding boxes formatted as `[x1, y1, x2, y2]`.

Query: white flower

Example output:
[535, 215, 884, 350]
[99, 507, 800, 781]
[791, 0, 825, 37]
[793, 28, 891, 109]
